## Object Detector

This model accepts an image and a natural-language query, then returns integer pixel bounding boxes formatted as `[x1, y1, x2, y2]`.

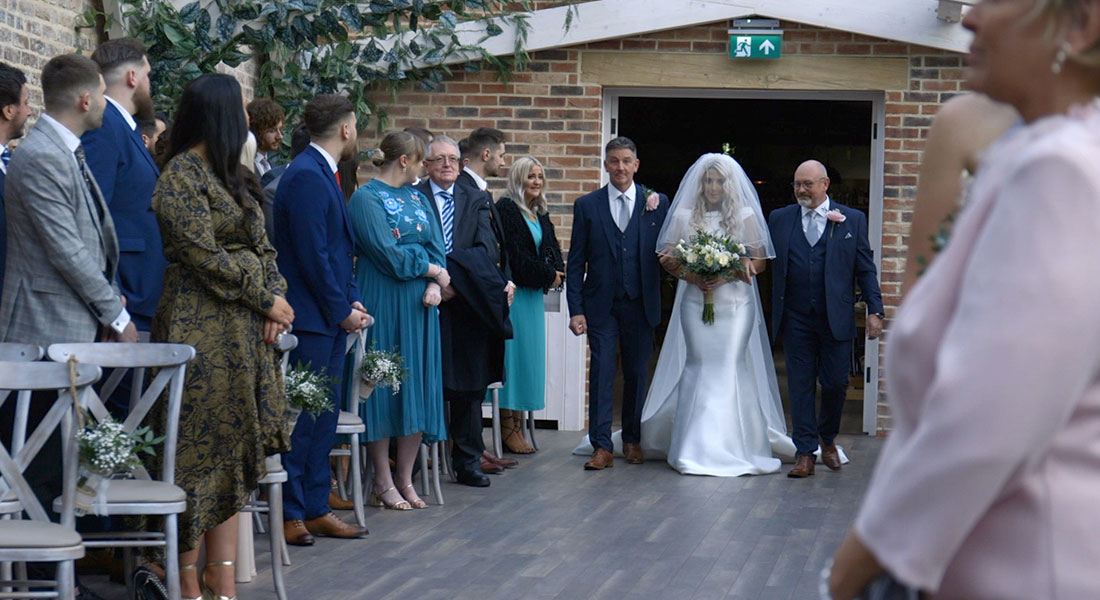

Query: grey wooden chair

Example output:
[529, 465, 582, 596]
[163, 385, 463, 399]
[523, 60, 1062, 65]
[0, 343, 42, 362]
[0, 360, 101, 600]
[335, 330, 368, 527]
[0, 343, 41, 589]
[241, 454, 289, 600]
[47, 343, 195, 600]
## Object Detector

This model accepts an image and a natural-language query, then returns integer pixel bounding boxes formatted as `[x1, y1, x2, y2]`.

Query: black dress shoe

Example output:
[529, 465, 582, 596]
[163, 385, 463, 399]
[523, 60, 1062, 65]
[455, 468, 491, 487]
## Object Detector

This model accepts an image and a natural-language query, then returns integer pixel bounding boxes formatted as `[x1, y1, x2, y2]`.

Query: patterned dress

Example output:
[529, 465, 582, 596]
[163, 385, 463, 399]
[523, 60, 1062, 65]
[348, 179, 446, 443]
[151, 151, 290, 552]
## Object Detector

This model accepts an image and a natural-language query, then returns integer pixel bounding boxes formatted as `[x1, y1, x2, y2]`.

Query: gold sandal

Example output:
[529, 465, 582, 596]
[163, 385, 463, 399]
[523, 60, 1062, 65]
[180, 563, 202, 600]
[368, 485, 412, 510]
[400, 484, 429, 509]
[200, 560, 237, 600]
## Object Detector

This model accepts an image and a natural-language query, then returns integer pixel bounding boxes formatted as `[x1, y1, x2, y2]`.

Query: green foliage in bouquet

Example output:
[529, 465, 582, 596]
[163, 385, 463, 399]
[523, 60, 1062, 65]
[285, 362, 337, 418]
[359, 345, 407, 395]
[78, 415, 164, 475]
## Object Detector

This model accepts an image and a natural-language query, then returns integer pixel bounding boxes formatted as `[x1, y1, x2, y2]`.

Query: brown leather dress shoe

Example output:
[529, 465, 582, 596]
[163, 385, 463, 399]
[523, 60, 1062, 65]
[623, 443, 644, 464]
[304, 512, 367, 538]
[283, 519, 315, 546]
[328, 490, 355, 511]
[479, 456, 504, 474]
[788, 454, 816, 478]
[584, 447, 614, 470]
[820, 442, 842, 471]
[482, 450, 519, 468]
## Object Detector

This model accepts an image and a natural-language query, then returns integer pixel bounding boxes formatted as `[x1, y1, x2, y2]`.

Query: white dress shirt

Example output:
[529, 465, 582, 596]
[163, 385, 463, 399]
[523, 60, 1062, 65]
[800, 197, 831, 237]
[462, 166, 488, 191]
[308, 142, 338, 175]
[429, 179, 455, 218]
[608, 183, 637, 231]
[105, 95, 137, 131]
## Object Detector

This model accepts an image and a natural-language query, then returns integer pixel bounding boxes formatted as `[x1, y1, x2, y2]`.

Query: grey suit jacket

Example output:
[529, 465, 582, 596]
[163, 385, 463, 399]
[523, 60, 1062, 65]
[0, 117, 122, 346]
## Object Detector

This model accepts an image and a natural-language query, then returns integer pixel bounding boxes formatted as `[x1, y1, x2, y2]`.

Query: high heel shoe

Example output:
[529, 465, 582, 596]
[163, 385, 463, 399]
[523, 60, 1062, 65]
[368, 485, 411, 510]
[180, 563, 202, 600]
[200, 560, 237, 600]
[399, 484, 428, 509]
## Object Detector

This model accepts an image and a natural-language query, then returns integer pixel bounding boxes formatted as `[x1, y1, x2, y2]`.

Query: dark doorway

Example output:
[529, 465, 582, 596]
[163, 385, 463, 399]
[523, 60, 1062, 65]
[616, 96, 874, 435]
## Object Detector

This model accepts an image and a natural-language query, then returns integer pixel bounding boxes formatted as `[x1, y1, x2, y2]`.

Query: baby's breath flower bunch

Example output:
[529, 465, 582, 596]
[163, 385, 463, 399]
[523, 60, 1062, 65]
[360, 345, 408, 395]
[77, 417, 162, 475]
[673, 230, 748, 324]
[285, 363, 337, 418]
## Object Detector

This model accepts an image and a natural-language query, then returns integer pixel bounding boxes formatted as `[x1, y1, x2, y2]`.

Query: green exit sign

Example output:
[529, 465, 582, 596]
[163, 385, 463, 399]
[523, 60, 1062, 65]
[729, 30, 783, 59]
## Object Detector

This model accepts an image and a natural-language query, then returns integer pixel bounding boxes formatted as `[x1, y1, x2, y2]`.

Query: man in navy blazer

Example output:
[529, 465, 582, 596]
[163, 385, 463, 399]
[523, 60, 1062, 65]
[274, 95, 368, 544]
[82, 39, 166, 331]
[567, 136, 669, 470]
[768, 159, 884, 478]
[0, 62, 32, 297]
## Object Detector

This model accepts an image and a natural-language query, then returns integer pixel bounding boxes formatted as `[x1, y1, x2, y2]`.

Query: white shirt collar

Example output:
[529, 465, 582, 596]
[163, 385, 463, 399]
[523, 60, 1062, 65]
[429, 179, 455, 197]
[309, 142, 338, 174]
[105, 96, 137, 131]
[802, 197, 831, 218]
[39, 113, 83, 154]
[607, 182, 637, 203]
[462, 166, 487, 191]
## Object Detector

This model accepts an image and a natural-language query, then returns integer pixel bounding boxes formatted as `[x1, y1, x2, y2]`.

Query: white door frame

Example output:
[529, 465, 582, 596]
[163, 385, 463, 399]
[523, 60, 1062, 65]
[602, 87, 885, 435]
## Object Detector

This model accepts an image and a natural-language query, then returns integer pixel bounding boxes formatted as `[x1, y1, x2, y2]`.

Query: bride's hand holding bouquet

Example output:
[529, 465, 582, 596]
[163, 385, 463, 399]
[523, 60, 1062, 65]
[665, 230, 749, 324]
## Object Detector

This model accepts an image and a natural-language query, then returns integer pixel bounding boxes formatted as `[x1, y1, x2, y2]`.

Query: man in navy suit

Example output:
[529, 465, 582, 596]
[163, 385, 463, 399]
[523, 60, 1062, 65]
[82, 38, 166, 333]
[274, 94, 369, 545]
[0, 62, 32, 297]
[567, 136, 669, 470]
[768, 159, 884, 478]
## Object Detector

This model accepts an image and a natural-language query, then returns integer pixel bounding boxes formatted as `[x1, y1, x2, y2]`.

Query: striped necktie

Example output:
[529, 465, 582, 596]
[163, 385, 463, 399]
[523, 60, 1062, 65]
[439, 190, 454, 253]
[0, 147, 10, 172]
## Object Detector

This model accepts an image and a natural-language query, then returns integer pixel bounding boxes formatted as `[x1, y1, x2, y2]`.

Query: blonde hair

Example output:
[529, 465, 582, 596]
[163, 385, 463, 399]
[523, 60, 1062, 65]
[506, 156, 548, 220]
[1030, 0, 1100, 68]
[370, 131, 424, 168]
[691, 157, 744, 238]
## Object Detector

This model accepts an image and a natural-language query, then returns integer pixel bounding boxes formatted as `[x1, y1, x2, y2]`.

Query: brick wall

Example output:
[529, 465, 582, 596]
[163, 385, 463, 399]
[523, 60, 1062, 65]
[378, 20, 967, 433]
[0, 0, 98, 107]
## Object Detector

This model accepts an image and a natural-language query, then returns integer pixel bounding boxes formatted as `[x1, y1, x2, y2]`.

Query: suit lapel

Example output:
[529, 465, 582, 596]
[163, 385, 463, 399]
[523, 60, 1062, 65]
[596, 186, 620, 258]
[113, 103, 159, 176]
[632, 182, 648, 257]
[309, 147, 353, 240]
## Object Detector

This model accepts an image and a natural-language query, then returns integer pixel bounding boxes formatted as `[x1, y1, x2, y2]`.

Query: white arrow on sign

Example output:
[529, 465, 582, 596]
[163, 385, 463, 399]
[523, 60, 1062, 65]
[759, 39, 776, 55]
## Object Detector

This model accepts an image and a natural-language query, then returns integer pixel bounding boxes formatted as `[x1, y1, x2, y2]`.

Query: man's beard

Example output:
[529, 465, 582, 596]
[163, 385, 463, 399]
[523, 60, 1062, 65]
[133, 88, 156, 122]
[796, 196, 813, 207]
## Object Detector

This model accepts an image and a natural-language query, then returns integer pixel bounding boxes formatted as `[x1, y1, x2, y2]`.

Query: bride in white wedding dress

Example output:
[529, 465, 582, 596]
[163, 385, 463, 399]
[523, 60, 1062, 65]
[574, 154, 846, 475]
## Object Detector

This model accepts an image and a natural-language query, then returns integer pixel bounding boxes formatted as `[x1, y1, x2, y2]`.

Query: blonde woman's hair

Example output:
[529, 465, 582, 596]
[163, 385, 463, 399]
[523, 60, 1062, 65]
[690, 156, 744, 239]
[506, 156, 548, 220]
[1030, 0, 1100, 69]
[371, 131, 424, 168]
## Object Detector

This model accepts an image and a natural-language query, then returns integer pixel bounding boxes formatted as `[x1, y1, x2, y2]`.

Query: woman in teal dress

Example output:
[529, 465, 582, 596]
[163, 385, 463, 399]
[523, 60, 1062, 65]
[494, 157, 564, 453]
[348, 131, 448, 510]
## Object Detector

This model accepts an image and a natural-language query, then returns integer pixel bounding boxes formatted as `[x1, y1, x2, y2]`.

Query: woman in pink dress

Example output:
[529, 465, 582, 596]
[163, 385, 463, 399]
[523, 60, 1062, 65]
[829, 1, 1100, 599]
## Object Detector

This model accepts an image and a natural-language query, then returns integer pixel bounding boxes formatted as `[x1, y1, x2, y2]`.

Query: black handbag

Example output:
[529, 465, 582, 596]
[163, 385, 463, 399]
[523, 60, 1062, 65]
[131, 566, 168, 600]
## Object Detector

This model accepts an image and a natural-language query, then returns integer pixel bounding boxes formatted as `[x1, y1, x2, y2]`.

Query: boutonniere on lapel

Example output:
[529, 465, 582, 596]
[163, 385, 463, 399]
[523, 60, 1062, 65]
[826, 208, 845, 238]
[639, 184, 660, 212]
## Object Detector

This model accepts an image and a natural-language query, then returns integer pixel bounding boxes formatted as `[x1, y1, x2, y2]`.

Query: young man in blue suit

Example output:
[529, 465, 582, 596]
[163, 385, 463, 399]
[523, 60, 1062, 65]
[768, 159, 884, 478]
[567, 136, 669, 470]
[274, 94, 369, 545]
[0, 62, 32, 297]
[82, 39, 166, 333]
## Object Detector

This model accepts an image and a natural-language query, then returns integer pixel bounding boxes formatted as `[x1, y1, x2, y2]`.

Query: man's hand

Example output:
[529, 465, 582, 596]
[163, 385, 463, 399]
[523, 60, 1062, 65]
[340, 307, 369, 333]
[866, 314, 885, 339]
[440, 284, 457, 302]
[505, 281, 516, 306]
[569, 315, 587, 336]
[105, 321, 139, 343]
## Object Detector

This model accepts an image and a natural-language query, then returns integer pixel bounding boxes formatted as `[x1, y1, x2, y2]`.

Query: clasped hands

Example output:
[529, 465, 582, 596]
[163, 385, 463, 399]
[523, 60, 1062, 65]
[264, 295, 295, 345]
[340, 302, 371, 333]
[658, 255, 756, 293]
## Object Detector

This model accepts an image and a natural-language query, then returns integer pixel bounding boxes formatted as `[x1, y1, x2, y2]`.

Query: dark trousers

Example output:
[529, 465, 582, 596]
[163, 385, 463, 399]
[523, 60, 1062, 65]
[281, 330, 345, 521]
[446, 388, 486, 473]
[782, 309, 851, 456]
[586, 296, 654, 452]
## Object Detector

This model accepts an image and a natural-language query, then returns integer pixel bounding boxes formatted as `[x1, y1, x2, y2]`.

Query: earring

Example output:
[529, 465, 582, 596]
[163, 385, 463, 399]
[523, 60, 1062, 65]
[1052, 41, 1072, 74]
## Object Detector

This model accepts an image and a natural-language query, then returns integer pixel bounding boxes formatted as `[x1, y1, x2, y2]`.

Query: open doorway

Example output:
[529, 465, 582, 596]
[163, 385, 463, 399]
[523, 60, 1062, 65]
[605, 89, 884, 435]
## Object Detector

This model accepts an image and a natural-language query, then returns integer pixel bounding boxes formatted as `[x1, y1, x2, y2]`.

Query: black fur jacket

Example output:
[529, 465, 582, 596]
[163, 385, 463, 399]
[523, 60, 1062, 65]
[496, 196, 564, 292]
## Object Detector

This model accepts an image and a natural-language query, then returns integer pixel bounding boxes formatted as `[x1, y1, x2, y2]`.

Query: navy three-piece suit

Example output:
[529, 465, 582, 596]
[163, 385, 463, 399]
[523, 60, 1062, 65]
[769, 200, 883, 457]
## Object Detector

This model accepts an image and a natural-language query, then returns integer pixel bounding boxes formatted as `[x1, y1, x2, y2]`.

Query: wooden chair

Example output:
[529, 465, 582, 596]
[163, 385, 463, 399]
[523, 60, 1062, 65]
[0, 360, 101, 600]
[0, 343, 42, 362]
[46, 343, 195, 600]
[334, 331, 367, 527]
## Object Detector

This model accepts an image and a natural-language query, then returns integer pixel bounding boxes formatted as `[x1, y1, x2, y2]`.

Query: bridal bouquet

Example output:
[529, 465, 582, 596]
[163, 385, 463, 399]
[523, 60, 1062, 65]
[672, 230, 748, 324]
[285, 362, 336, 419]
[359, 345, 407, 397]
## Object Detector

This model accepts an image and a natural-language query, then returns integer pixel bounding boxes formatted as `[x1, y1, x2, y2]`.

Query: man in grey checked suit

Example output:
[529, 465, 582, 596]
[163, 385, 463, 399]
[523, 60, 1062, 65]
[0, 53, 138, 346]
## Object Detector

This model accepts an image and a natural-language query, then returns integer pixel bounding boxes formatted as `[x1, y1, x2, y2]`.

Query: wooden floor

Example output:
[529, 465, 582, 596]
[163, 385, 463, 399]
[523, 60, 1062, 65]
[86, 429, 882, 600]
